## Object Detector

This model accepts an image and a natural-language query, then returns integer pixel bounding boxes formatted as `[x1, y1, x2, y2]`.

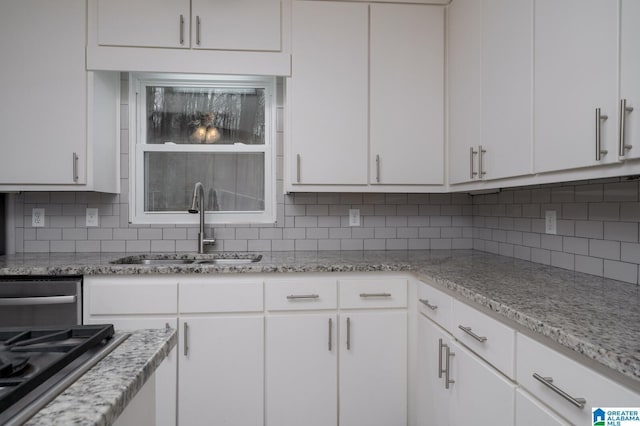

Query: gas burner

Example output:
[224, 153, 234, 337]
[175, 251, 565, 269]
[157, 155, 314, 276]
[0, 353, 30, 379]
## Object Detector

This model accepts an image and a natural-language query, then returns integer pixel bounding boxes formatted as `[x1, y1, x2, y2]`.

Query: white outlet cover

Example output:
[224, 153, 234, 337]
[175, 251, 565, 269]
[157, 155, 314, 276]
[348, 209, 360, 227]
[32, 208, 45, 227]
[86, 208, 99, 227]
[545, 210, 557, 235]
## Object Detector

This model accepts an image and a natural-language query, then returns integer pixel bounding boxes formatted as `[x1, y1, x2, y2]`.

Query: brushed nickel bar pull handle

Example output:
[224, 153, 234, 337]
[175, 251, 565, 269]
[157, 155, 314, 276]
[196, 16, 201, 46]
[376, 154, 381, 183]
[359, 292, 391, 298]
[72, 152, 79, 182]
[0, 295, 76, 306]
[346, 317, 351, 350]
[470, 147, 478, 179]
[532, 373, 586, 409]
[286, 294, 319, 300]
[619, 99, 634, 157]
[419, 299, 438, 310]
[458, 325, 487, 343]
[296, 154, 301, 183]
[438, 338, 445, 378]
[478, 145, 487, 178]
[183, 322, 189, 357]
[595, 107, 609, 161]
[179, 15, 185, 45]
[328, 318, 332, 351]
[444, 344, 455, 389]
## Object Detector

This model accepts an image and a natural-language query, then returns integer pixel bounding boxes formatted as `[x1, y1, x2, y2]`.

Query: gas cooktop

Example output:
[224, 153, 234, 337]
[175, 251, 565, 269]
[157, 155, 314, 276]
[0, 324, 126, 425]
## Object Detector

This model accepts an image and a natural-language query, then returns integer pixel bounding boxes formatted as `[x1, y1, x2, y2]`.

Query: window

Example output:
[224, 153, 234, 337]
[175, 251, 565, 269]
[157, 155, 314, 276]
[129, 73, 276, 224]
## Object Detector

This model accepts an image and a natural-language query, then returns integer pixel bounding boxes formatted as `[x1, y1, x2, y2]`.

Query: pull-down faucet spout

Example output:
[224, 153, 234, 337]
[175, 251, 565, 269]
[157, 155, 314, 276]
[188, 182, 216, 253]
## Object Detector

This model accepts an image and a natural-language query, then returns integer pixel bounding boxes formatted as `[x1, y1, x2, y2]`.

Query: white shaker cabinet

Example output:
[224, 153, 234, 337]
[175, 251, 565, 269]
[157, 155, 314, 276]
[0, 0, 119, 191]
[448, 0, 532, 185]
[95, 0, 281, 52]
[534, 0, 618, 173]
[369, 4, 444, 185]
[288, 1, 369, 186]
[515, 388, 570, 426]
[619, 0, 640, 161]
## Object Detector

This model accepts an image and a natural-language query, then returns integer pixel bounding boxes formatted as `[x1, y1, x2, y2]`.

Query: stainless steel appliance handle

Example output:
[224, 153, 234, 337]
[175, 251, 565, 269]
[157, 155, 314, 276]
[419, 299, 438, 310]
[458, 325, 488, 343]
[183, 322, 189, 357]
[470, 146, 478, 179]
[532, 373, 586, 409]
[286, 294, 319, 300]
[72, 152, 79, 182]
[595, 107, 609, 161]
[179, 14, 185, 45]
[619, 99, 634, 157]
[346, 317, 351, 350]
[328, 318, 332, 351]
[445, 344, 455, 389]
[0, 295, 76, 306]
[196, 16, 201, 45]
[359, 292, 391, 298]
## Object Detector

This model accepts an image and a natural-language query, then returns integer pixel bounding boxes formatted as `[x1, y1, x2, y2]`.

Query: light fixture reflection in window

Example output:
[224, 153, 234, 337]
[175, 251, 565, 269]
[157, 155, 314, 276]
[192, 125, 221, 143]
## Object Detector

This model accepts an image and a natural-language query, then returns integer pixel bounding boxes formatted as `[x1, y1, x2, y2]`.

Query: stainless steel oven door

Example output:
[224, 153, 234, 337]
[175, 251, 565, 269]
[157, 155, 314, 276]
[0, 277, 82, 327]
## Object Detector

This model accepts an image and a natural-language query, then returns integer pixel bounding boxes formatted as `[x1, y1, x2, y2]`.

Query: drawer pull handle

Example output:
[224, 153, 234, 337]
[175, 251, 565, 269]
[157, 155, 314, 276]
[419, 299, 438, 310]
[532, 373, 586, 409]
[458, 325, 487, 343]
[286, 294, 320, 300]
[359, 293, 391, 298]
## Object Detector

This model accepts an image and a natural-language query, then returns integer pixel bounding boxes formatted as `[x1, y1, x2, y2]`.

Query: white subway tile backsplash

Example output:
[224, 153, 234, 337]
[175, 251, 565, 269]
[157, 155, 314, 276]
[604, 260, 638, 284]
[574, 255, 603, 276]
[589, 203, 620, 221]
[603, 221, 639, 243]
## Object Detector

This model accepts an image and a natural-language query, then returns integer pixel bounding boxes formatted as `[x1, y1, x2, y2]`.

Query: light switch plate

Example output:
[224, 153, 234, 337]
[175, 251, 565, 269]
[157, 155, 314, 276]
[86, 208, 99, 227]
[348, 209, 360, 227]
[545, 210, 557, 234]
[32, 208, 45, 227]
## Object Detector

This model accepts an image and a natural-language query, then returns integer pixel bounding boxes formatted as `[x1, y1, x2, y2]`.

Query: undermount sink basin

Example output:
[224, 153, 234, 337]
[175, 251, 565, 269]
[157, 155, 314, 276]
[110, 254, 262, 265]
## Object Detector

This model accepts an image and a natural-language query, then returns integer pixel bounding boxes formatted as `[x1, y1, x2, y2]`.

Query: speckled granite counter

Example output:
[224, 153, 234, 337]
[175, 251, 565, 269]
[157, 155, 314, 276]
[0, 250, 638, 389]
[25, 328, 177, 426]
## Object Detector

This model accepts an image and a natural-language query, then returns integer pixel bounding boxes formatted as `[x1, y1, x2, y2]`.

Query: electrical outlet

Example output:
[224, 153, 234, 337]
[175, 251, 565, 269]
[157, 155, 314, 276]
[86, 208, 99, 227]
[32, 208, 45, 227]
[545, 210, 557, 235]
[348, 209, 360, 227]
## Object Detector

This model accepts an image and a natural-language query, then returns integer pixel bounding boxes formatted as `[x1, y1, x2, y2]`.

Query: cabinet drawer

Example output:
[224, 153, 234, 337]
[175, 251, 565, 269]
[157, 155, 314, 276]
[452, 299, 516, 379]
[265, 279, 337, 311]
[179, 278, 263, 313]
[516, 333, 640, 425]
[339, 278, 407, 309]
[417, 280, 452, 329]
[85, 276, 177, 315]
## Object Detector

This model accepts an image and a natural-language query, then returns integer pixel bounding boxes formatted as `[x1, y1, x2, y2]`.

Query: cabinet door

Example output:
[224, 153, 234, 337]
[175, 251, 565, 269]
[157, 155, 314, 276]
[620, 0, 640, 160]
[534, 0, 618, 172]
[192, 0, 281, 51]
[416, 315, 451, 426]
[265, 314, 337, 426]
[447, 0, 482, 185]
[515, 389, 570, 426]
[339, 311, 407, 426]
[289, 1, 368, 185]
[0, 0, 87, 185]
[84, 317, 178, 426]
[449, 340, 516, 426]
[481, 0, 532, 181]
[95, 0, 190, 48]
[369, 4, 444, 185]
[179, 316, 263, 426]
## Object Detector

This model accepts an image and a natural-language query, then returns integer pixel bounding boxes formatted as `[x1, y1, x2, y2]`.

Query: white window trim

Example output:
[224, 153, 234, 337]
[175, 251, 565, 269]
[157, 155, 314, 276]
[128, 72, 276, 225]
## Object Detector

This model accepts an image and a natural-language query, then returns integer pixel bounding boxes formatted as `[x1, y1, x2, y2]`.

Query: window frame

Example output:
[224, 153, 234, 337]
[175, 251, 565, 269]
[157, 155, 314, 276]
[128, 72, 276, 225]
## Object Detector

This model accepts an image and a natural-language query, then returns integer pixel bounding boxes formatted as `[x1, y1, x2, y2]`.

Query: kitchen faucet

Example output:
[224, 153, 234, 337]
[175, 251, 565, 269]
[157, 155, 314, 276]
[188, 182, 216, 253]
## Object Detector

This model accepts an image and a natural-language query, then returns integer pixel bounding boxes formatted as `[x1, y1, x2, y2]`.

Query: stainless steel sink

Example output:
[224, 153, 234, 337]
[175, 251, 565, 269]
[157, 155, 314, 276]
[110, 254, 262, 265]
[195, 256, 262, 265]
[129, 259, 195, 265]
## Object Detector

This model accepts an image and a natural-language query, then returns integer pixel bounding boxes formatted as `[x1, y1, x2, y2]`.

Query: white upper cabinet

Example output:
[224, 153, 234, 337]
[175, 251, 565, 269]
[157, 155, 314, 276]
[534, 0, 618, 173]
[619, 0, 640, 161]
[448, 0, 532, 185]
[0, 0, 119, 192]
[288, 1, 369, 186]
[370, 4, 444, 185]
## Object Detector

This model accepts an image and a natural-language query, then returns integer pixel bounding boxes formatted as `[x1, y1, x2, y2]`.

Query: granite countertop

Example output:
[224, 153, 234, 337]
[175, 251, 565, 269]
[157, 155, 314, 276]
[25, 328, 177, 426]
[0, 249, 638, 389]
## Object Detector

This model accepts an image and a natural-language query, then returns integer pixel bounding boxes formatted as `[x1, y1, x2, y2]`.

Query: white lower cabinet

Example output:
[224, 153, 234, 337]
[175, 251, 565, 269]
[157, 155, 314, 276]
[265, 314, 337, 426]
[416, 315, 450, 426]
[515, 388, 570, 426]
[179, 316, 263, 426]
